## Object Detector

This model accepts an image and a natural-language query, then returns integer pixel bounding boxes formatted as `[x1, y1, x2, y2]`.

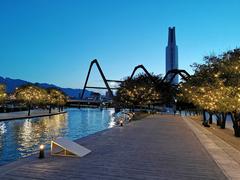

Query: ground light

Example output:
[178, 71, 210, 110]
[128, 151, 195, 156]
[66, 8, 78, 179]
[39, 144, 45, 159]
[120, 120, 123, 127]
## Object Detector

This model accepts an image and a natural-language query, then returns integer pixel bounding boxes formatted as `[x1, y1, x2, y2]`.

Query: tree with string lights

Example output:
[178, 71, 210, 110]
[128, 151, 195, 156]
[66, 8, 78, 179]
[0, 84, 7, 111]
[14, 84, 47, 116]
[179, 48, 240, 136]
[47, 88, 67, 113]
[114, 73, 174, 110]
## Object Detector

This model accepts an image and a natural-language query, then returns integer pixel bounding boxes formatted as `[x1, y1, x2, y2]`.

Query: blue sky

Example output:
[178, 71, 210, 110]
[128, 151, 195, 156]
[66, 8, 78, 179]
[1, 0, 240, 89]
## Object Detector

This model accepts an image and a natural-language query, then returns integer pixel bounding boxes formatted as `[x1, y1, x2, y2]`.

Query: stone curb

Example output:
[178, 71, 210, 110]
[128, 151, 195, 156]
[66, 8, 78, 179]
[183, 116, 240, 180]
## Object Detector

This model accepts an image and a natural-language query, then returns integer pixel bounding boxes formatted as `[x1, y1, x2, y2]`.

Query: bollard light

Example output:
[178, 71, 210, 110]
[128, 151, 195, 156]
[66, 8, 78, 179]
[39, 144, 45, 159]
[120, 120, 123, 127]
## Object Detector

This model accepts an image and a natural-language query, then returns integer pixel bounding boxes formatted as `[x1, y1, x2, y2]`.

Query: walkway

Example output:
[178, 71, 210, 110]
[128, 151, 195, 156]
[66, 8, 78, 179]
[0, 115, 227, 179]
[0, 109, 66, 121]
[184, 116, 240, 179]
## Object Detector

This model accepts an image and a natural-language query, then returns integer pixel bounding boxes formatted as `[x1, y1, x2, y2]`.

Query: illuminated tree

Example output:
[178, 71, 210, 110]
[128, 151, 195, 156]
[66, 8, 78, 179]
[0, 84, 7, 108]
[15, 84, 47, 116]
[115, 73, 174, 109]
[47, 88, 67, 112]
[179, 48, 240, 136]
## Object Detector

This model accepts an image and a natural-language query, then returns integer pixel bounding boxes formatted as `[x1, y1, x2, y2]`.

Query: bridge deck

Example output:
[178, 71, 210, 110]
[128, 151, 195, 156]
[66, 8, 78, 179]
[0, 115, 226, 179]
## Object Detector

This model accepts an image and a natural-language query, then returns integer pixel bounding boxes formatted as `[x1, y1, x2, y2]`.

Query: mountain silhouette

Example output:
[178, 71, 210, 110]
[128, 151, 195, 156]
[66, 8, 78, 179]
[0, 76, 92, 99]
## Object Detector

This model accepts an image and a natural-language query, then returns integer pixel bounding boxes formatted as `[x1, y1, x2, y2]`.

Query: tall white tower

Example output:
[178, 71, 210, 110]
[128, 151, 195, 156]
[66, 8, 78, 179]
[166, 27, 178, 84]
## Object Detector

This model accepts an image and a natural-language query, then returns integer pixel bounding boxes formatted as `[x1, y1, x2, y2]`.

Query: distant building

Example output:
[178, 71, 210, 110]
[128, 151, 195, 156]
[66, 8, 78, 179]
[105, 91, 111, 99]
[87, 92, 101, 101]
[166, 27, 178, 84]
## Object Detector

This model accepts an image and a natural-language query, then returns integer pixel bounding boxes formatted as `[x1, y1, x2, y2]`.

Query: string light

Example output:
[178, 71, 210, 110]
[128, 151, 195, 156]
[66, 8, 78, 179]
[179, 49, 240, 114]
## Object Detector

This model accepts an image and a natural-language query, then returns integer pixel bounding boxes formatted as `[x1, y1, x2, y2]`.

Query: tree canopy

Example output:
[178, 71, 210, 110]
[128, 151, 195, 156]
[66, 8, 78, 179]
[14, 84, 67, 115]
[14, 84, 47, 106]
[178, 48, 240, 136]
[0, 84, 7, 104]
[114, 73, 174, 108]
[47, 88, 67, 107]
[179, 48, 240, 113]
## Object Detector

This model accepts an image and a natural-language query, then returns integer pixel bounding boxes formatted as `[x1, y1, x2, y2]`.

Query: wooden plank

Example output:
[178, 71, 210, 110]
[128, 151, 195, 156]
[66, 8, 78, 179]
[0, 115, 227, 180]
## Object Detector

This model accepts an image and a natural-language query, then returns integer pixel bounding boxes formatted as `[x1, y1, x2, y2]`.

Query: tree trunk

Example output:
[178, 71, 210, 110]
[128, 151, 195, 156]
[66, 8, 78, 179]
[202, 110, 210, 127]
[216, 113, 221, 126]
[3, 104, 6, 113]
[231, 112, 240, 137]
[49, 106, 52, 114]
[203, 110, 206, 121]
[220, 112, 226, 129]
[28, 105, 31, 116]
[209, 112, 213, 124]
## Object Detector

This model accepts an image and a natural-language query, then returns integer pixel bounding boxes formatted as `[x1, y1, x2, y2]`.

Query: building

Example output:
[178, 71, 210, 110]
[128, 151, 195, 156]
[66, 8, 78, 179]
[87, 92, 101, 101]
[166, 27, 178, 84]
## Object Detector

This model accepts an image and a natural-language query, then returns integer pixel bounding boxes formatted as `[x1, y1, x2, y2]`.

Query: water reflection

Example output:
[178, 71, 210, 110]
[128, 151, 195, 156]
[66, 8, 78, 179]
[0, 108, 115, 165]
[0, 122, 7, 135]
[0, 122, 7, 150]
[16, 114, 68, 157]
[108, 109, 115, 128]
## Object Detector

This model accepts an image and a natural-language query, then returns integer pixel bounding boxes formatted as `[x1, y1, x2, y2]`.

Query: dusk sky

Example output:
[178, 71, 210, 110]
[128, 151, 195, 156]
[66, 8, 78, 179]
[1, 0, 240, 89]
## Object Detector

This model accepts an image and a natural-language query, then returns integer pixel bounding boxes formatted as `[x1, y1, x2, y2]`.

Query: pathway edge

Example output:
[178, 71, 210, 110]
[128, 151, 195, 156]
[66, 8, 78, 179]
[183, 116, 240, 180]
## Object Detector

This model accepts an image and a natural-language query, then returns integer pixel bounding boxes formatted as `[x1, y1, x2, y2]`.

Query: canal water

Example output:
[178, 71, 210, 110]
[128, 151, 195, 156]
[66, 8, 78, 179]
[0, 108, 115, 166]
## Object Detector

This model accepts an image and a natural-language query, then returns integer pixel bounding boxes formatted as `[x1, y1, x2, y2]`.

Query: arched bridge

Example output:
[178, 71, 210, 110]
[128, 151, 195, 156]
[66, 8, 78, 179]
[80, 59, 191, 100]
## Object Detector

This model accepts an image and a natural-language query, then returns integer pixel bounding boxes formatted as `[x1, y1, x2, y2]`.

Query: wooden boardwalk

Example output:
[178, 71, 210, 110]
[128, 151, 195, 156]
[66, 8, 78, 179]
[0, 115, 227, 180]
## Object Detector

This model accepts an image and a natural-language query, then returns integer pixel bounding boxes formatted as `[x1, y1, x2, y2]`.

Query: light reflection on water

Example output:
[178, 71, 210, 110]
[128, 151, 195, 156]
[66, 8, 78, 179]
[0, 108, 115, 165]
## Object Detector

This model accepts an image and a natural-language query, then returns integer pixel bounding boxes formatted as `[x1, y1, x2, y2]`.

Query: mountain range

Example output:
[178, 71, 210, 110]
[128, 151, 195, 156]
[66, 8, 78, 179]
[0, 76, 92, 99]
